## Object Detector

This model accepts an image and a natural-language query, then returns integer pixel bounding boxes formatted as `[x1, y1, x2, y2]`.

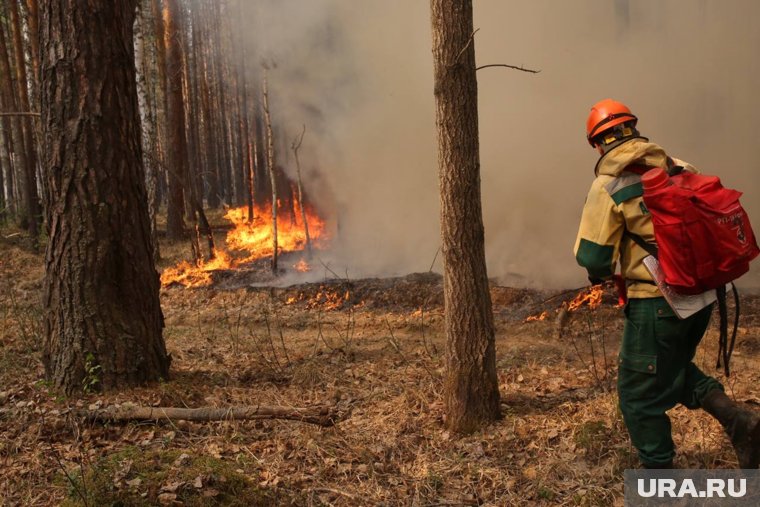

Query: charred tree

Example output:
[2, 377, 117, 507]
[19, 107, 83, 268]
[163, 0, 187, 240]
[291, 125, 312, 257]
[430, 0, 501, 433]
[40, 0, 170, 394]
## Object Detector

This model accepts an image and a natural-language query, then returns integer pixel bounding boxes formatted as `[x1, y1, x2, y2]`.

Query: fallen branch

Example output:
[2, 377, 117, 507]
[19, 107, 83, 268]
[80, 403, 341, 427]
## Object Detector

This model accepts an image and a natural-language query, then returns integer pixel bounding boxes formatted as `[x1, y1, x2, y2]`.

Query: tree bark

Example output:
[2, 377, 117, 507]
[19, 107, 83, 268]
[430, 0, 501, 433]
[163, 0, 186, 240]
[40, 0, 170, 394]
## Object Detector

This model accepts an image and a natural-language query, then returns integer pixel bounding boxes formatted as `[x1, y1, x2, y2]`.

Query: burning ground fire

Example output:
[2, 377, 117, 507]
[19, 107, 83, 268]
[160, 201, 328, 288]
[524, 285, 605, 322]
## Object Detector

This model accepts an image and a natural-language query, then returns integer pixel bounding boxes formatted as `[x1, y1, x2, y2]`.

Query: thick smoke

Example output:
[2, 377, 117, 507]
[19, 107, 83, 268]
[241, 0, 760, 289]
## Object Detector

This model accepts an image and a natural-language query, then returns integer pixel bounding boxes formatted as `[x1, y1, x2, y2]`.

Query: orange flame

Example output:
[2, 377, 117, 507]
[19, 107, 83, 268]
[160, 249, 232, 288]
[567, 285, 604, 312]
[525, 310, 549, 322]
[161, 200, 328, 288]
[224, 203, 327, 262]
[294, 259, 311, 272]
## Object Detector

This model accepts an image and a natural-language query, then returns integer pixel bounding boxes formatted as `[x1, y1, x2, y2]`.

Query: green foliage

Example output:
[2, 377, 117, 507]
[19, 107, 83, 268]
[81, 352, 101, 394]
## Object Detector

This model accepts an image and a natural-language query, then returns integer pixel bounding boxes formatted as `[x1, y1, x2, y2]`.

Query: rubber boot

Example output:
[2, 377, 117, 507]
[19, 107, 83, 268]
[702, 389, 760, 468]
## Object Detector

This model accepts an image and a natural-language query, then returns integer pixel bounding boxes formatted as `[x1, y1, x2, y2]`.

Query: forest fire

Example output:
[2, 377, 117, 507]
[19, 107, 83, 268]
[160, 201, 328, 288]
[224, 201, 327, 262]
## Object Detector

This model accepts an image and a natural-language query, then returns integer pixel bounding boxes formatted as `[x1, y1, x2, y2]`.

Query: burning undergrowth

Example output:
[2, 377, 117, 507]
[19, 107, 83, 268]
[161, 199, 330, 288]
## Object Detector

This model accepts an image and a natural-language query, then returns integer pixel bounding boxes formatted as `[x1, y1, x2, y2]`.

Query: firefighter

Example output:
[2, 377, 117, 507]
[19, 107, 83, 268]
[574, 98, 760, 469]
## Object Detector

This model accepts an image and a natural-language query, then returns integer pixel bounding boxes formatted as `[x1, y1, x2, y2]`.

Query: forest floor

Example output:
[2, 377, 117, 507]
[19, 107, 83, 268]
[2, 221, 760, 506]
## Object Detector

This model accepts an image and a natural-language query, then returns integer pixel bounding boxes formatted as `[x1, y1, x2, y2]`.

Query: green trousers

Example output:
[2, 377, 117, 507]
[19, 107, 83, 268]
[617, 297, 722, 467]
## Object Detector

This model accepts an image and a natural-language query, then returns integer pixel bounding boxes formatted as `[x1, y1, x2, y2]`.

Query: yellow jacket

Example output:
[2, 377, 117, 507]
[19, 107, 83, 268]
[574, 138, 696, 298]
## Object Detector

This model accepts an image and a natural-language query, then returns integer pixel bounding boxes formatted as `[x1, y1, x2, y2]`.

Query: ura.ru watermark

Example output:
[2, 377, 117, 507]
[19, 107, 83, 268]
[625, 470, 760, 506]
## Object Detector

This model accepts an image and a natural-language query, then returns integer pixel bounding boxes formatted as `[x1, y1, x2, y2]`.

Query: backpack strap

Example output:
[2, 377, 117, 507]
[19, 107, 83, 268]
[623, 230, 659, 258]
[716, 283, 741, 377]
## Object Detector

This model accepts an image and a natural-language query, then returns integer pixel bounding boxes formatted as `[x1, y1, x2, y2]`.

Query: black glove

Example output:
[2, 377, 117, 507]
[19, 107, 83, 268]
[588, 275, 604, 286]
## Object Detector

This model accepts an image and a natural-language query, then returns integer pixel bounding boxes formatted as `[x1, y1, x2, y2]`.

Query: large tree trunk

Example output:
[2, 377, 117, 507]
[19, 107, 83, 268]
[163, 0, 186, 240]
[40, 0, 170, 394]
[430, 0, 501, 433]
[8, 0, 42, 237]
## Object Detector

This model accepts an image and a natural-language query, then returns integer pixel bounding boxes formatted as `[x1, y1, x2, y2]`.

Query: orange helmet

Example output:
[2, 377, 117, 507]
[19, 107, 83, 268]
[586, 99, 638, 147]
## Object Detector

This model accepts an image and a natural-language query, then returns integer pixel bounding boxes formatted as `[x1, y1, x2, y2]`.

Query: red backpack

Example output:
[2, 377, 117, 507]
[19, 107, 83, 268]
[635, 167, 759, 295]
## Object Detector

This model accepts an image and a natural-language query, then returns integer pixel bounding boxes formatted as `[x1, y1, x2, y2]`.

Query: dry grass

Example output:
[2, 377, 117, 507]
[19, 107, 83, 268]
[1, 221, 759, 506]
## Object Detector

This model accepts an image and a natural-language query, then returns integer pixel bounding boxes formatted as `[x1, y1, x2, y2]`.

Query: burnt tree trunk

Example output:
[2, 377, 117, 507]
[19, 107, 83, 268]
[163, 0, 186, 240]
[40, 0, 170, 394]
[262, 72, 278, 272]
[292, 126, 312, 257]
[430, 0, 501, 433]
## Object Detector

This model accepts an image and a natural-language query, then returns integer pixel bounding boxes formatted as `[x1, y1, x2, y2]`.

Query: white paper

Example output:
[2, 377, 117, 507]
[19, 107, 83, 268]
[642, 256, 717, 319]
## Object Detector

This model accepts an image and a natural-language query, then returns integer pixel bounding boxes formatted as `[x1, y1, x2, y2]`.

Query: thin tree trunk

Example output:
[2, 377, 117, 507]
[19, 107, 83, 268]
[0, 14, 30, 229]
[163, 0, 186, 240]
[262, 72, 278, 272]
[134, 1, 160, 261]
[151, 0, 168, 219]
[292, 125, 312, 257]
[25, 0, 41, 93]
[430, 0, 501, 433]
[9, 0, 41, 238]
[0, 119, 13, 215]
[40, 0, 170, 394]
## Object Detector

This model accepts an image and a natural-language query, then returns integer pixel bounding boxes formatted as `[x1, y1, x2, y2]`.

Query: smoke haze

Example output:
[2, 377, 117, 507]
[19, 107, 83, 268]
[241, 0, 760, 289]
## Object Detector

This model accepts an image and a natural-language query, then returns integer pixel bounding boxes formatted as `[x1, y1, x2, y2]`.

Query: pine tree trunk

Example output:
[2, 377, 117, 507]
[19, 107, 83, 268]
[0, 119, 13, 214]
[430, 0, 501, 433]
[163, 0, 186, 240]
[0, 15, 30, 228]
[150, 0, 168, 218]
[9, 0, 41, 237]
[40, 0, 170, 394]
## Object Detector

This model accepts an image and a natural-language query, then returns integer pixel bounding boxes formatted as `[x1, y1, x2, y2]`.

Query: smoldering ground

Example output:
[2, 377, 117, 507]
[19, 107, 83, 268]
[240, 0, 760, 289]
